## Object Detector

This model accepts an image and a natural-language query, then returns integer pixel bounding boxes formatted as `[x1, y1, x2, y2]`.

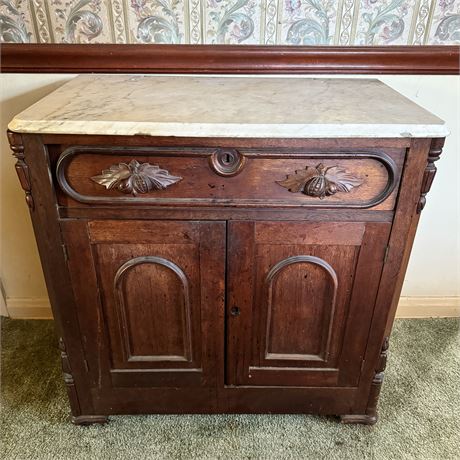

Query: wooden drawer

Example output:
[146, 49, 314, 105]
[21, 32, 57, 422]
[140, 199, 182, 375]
[56, 146, 404, 210]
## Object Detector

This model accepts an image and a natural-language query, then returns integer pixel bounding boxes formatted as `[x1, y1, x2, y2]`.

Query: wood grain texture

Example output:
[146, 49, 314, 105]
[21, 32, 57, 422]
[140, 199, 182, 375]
[60, 206, 394, 222]
[2, 44, 459, 74]
[10, 135, 96, 419]
[227, 220, 390, 388]
[112, 256, 193, 362]
[264, 255, 339, 360]
[44, 135, 411, 149]
[55, 146, 404, 210]
[7, 131, 34, 210]
[62, 220, 225, 390]
[9, 129, 444, 424]
[96, 241, 200, 371]
[354, 138, 432, 421]
[417, 138, 445, 213]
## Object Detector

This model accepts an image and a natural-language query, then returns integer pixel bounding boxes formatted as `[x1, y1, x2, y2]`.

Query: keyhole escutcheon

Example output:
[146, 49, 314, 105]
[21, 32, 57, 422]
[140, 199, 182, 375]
[230, 306, 241, 317]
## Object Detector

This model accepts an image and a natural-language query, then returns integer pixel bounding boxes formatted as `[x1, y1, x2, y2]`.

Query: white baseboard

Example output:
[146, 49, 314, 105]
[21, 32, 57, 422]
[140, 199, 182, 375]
[395, 296, 460, 318]
[2, 296, 459, 320]
[5, 298, 53, 319]
[0, 294, 7, 317]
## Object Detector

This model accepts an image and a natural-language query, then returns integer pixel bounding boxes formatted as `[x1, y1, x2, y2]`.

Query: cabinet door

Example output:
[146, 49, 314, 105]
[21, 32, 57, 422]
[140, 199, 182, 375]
[227, 221, 391, 387]
[61, 220, 225, 390]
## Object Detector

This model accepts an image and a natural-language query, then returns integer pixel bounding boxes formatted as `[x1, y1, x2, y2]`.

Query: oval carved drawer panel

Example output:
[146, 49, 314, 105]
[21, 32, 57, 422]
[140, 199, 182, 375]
[56, 146, 404, 210]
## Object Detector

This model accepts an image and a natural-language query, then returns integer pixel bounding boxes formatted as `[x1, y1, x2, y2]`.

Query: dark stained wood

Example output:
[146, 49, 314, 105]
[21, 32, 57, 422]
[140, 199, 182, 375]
[223, 387, 358, 414]
[2, 44, 459, 75]
[365, 336, 389, 421]
[354, 138, 433, 422]
[43, 134, 411, 149]
[85, 386, 357, 414]
[383, 139, 435, 338]
[7, 131, 34, 210]
[337, 223, 392, 386]
[227, 220, 390, 388]
[61, 220, 225, 391]
[226, 221, 255, 386]
[87, 220, 201, 243]
[417, 137, 445, 213]
[55, 146, 403, 210]
[8, 134, 96, 421]
[254, 221, 366, 245]
[59, 206, 394, 222]
[7, 128, 443, 424]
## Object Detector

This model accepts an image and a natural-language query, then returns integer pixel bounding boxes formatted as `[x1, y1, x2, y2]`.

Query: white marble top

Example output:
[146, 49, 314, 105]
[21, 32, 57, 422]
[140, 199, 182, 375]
[8, 75, 448, 139]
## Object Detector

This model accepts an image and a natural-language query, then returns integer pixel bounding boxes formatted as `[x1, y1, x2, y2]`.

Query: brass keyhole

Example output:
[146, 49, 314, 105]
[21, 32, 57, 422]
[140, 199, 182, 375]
[209, 148, 246, 177]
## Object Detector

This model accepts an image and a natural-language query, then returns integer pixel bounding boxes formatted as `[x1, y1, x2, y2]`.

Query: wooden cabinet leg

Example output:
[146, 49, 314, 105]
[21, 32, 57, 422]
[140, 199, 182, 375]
[71, 415, 109, 426]
[340, 336, 390, 425]
[340, 414, 378, 425]
[59, 338, 108, 425]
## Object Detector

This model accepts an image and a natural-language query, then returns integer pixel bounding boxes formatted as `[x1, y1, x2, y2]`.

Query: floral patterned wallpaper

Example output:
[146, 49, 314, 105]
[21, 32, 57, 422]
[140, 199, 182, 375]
[0, 0, 459, 45]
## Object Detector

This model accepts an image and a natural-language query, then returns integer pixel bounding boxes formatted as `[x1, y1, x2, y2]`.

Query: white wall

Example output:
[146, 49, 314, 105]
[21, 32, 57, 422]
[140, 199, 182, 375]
[381, 76, 460, 297]
[0, 74, 459, 318]
[0, 75, 77, 317]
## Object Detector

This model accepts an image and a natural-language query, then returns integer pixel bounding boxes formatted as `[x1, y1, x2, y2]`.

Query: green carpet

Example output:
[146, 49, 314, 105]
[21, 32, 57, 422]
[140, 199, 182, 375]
[1, 318, 459, 460]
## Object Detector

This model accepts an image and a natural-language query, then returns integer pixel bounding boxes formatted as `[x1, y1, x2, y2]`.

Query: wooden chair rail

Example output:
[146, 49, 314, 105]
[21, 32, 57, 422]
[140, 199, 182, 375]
[1, 44, 459, 74]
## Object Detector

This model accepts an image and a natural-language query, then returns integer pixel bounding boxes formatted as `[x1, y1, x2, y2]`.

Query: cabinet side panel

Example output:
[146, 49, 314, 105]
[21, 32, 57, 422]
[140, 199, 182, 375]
[355, 138, 433, 416]
[15, 134, 95, 417]
[337, 221, 392, 386]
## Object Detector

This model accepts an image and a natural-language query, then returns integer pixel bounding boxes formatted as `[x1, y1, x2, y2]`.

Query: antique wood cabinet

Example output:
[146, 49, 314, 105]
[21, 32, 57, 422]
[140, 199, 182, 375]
[7, 76, 448, 425]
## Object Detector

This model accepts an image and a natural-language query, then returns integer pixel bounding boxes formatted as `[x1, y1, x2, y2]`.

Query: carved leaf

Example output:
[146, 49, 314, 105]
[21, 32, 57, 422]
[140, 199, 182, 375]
[276, 166, 318, 193]
[324, 166, 363, 192]
[91, 163, 131, 190]
[136, 162, 182, 189]
[91, 159, 182, 195]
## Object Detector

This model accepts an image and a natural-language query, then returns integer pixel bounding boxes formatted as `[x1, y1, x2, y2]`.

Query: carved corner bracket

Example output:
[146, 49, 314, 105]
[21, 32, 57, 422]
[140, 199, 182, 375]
[7, 130, 34, 210]
[417, 138, 445, 213]
[91, 159, 182, 196]
[276, 163, 363, 199]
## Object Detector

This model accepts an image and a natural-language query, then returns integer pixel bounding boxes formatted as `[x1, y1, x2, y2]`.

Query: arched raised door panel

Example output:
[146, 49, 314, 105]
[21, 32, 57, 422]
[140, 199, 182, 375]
[60, 219, 225, 390]
[264, 255, 338, 363]
[227, 220, 392, 388]
[114, 256, 193, 364]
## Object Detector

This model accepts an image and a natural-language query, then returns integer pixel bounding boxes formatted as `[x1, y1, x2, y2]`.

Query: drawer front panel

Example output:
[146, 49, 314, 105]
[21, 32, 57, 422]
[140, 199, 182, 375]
[56, 146, 404, 210]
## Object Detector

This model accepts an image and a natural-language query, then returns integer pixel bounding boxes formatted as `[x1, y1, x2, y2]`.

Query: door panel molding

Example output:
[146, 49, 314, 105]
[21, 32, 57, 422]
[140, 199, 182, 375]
[61, 219, 225, 391]
[114, 256, 192, 363]
[264, 255, 338, 362]
[227, 220, 390, 388]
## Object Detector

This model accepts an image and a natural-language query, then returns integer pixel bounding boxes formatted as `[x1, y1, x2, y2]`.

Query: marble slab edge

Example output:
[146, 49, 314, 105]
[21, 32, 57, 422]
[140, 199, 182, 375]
[8, 119, 450, 139]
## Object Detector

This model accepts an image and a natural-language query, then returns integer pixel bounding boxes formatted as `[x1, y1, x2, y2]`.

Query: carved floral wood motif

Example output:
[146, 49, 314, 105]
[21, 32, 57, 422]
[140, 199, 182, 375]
[91, 159, 182, 195]
[277, 163, 363, 199]
[1, 0, 459, 45]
